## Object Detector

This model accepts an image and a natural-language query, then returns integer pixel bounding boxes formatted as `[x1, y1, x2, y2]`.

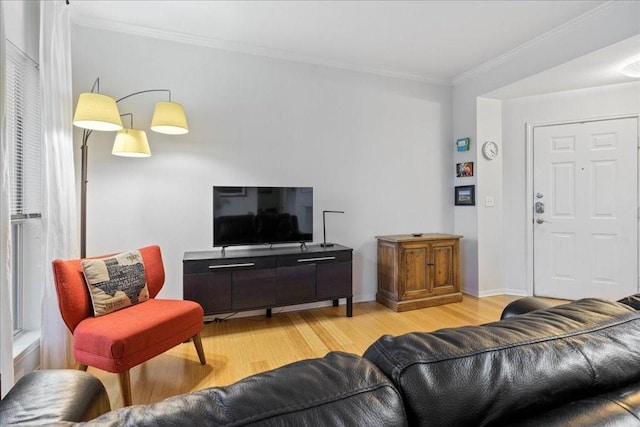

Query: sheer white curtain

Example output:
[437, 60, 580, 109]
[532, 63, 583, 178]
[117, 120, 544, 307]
[0, 0, 15, 397]
[39, 0, 78, 369]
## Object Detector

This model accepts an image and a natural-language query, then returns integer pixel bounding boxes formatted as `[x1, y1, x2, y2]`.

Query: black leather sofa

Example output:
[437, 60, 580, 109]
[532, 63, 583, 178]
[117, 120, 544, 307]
[3, 297, 640, 426]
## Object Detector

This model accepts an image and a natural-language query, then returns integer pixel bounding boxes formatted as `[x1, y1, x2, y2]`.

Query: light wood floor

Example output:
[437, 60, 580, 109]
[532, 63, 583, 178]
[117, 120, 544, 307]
[88, 295, 526, 409]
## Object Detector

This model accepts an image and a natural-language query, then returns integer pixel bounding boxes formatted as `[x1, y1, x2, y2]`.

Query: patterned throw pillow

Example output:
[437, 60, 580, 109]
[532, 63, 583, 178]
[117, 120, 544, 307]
[81, 250, 150, 316]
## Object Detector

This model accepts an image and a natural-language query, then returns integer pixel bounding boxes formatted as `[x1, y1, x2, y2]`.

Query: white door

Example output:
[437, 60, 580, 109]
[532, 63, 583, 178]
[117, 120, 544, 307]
[533, 117, 638, 300]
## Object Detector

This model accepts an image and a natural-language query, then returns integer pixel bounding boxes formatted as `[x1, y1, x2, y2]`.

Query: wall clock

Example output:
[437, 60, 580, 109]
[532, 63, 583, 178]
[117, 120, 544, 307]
[482, 141, 499, 160]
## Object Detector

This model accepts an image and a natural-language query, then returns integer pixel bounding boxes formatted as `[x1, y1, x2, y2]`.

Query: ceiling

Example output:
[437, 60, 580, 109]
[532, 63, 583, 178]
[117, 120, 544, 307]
[70, 1, 638, 92]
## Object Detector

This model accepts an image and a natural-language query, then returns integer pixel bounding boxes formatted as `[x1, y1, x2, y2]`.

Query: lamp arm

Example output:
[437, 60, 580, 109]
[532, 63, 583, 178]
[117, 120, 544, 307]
[87, 77, 172, 103]
[90, 77, 100, 93]
[80, 128, 93, 149]
[116, 89, 172, 104]
[120, 112, 134, 129]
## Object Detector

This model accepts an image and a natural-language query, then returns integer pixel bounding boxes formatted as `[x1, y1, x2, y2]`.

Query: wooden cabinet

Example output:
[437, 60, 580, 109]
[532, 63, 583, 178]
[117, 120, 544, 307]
[376, 234, 462, 312]
[183, 244, 353, 319]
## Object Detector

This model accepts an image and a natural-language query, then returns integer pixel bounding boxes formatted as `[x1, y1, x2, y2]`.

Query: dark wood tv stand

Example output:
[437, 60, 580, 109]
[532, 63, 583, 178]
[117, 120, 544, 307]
[183, 244, 353, 319]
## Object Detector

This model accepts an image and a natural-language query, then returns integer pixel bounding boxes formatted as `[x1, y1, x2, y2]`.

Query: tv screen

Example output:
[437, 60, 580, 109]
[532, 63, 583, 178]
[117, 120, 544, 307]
[213, 186, 313, 247]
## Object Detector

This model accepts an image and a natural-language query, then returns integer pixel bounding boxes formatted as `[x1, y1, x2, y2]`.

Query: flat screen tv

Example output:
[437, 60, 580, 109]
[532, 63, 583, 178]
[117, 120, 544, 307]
[213, 186, 313, 247]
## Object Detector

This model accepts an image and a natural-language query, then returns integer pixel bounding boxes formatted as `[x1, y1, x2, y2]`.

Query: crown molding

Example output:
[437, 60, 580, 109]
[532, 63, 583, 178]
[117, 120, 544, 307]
[451, 1, 617, 86]
[71, 15, 450, 87]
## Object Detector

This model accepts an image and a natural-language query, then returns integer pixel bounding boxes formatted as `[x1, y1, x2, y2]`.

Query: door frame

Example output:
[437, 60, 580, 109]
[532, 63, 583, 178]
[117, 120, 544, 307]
[524, 114, 640, 297]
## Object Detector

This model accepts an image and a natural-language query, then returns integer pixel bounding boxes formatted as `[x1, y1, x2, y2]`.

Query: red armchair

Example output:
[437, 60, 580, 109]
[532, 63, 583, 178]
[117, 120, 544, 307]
[52, 245, 206, 406]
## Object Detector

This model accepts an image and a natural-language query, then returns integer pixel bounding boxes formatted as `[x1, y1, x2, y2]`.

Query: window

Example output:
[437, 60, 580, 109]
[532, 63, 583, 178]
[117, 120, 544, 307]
[6, 40, 42, 337]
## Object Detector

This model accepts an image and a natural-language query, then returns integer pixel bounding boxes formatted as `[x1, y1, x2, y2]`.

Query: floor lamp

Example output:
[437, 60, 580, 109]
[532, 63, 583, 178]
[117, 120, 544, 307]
[73, 78, 189, 258]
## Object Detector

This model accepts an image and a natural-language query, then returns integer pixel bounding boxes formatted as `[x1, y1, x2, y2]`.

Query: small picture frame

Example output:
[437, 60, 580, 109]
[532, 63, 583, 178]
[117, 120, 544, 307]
[456, 137, 470, 152]
[456, 162, 474, 177]
[455, 185, 475, 206]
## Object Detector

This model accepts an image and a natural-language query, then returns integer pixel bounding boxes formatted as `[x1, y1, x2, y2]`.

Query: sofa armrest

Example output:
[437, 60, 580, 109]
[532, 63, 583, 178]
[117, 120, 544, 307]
[618, 294, 640, 310]
[500, 297, 554, 319]
[0, 370, 110, 425]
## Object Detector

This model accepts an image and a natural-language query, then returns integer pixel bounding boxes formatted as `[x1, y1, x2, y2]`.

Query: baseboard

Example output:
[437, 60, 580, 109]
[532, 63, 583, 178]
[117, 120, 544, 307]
[504, 289, 529, 297]
[354, 293, 376, 303]
[477, 288, 528, 298]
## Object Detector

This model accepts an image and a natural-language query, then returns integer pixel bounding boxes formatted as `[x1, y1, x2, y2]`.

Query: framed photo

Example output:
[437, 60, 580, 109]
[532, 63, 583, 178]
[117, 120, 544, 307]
[456, 162, 474, 177]
[455, 185, 475, 206]
[217, 186, 246, 197]
[456, 137, 470, 152]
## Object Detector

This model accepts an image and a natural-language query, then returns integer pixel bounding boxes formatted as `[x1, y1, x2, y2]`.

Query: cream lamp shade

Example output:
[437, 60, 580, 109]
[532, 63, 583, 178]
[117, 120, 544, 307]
[73, 93, 123, 131]
[151, 101, 189, 134]
[112, 129, 151, 157]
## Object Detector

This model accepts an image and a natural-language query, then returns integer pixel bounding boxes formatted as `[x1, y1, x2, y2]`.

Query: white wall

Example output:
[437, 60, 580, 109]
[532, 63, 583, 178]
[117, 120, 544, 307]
[453, 0, 640, 296]
[476, 98, 503, 296]
[71, 25, 453, 304]
[4, 0, 39, 60]
[502, 82, 640, 294]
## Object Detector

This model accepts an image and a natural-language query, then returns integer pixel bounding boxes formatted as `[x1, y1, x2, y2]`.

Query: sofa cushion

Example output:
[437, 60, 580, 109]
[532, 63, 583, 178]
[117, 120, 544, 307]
[507, 380, 640, 426]
[363, 298, 640, 426]
[81, 352, 407, 426]
[81, 250, 149, 316]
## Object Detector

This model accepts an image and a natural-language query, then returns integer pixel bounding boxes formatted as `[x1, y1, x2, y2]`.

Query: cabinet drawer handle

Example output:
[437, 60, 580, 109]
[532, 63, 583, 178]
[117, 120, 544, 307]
[209, 262, 255, 269]
[298, 256, 336, 263]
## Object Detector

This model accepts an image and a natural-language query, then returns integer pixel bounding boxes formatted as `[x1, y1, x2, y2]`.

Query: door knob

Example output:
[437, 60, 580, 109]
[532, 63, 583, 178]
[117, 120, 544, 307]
[536, 218, 550, 224]
[536, 192, 544, 199]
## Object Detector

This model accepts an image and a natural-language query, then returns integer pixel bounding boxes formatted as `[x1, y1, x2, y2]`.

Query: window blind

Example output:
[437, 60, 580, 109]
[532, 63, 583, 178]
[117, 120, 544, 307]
[6, 40, 41, 220]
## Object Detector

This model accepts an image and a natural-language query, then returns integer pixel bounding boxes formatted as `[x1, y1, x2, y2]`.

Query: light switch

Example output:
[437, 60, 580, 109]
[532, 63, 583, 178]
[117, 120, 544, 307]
[485, 196, 495, 207]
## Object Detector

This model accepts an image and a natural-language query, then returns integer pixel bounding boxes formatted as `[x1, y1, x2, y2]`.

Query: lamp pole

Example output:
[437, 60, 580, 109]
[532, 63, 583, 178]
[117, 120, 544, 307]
[79, 129, 91, 258]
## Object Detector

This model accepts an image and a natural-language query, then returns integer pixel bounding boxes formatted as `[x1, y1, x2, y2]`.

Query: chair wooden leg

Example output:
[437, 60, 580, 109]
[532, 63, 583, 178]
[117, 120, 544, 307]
[118, 370, 132, 407]
[78, 364, 88, 371]
[193, 333, 206, 365]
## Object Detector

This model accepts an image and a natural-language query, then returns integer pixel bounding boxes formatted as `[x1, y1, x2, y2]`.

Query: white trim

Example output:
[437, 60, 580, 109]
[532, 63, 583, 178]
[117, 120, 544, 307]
[460, 286, 473, 296]
[476, 288, 528, 298]
[452, 1, 615, 86]
[71, 16, 449, 86]
[503, 288, 529, 297]
[526, 122, 534, 296]
[354, 293, 376, 304]
[478, 289, 503, 298]
[526, 114, 640, 298]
